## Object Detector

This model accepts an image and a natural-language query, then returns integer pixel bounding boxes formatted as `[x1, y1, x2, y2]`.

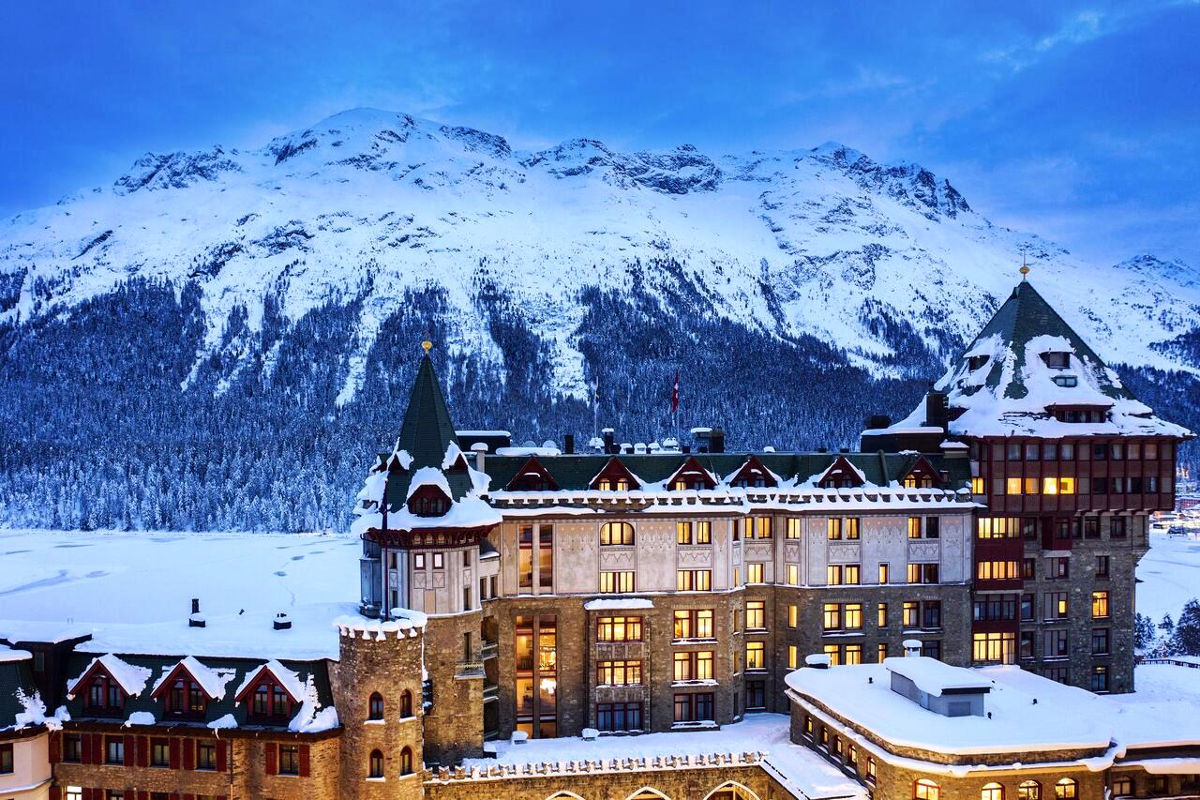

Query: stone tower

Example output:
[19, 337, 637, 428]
[333, 616, 426, 800]
[350, 344, 496, 765]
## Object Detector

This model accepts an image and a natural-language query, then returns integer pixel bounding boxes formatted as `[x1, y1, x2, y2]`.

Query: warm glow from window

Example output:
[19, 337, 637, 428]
[1043, 477, 1059, 495]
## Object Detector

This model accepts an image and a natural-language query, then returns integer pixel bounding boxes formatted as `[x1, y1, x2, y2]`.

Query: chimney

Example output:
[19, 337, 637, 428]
[188, 598, 206, 628]
[710, 428, 725, 454]
[564, 434, 575, 455]
[470, 442, 487, 472]
[273, 612, 292, 631]
[602, 428, 616, 454]
[866, 414, 892, 430]
[903, 639, 922, 657]
[925, 387, 949, 431]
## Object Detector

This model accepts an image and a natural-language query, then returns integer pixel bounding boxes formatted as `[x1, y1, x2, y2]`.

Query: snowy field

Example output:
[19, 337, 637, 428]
[0, 527, 1195, 631]
[0, 529, 360, 628]
[1138, 530, 1200, 622]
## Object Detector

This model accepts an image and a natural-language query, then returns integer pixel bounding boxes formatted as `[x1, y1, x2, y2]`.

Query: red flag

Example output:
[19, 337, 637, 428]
[671, 371, 680, 414]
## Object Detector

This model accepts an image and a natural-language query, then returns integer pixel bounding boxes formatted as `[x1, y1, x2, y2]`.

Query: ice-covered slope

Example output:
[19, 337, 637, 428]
[4, 108, 1197, 406]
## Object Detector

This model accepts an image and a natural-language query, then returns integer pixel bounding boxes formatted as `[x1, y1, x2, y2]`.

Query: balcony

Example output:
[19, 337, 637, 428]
[455, 660, 485, 678]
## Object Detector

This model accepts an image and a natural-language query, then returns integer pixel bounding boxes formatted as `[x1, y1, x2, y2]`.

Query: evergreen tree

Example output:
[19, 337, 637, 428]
[1171, 600, 1200, 656]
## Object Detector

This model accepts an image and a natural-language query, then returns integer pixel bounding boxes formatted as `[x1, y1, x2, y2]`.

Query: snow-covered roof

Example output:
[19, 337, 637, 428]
[406, 466, 453, 500]
[890, 281, 1192, 439]
[68, 654, 153, 698]
[0, 644, 31, 663]
[461, 713, 865, 800]
[234, 659, 306, 704]
[786, 662, 1112, 757]
[583, 598, 655, 611]
[884, 656, 991, 696]
[151, 656, 236, 700]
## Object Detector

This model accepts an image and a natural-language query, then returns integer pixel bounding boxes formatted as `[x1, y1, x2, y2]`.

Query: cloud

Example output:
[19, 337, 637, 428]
[982, 2, 1193, 72]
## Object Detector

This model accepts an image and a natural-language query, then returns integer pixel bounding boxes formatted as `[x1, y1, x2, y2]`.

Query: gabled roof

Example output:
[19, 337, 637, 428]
[505, 455, 560, 491]
[663, 455, 718, 489]
[814, 456, 866, 488]
[589, 456, 645, 489]
[67, 653, 153, 698]
[891, 279, 1192, 439]
[233, 660, 306, 705]
[725, 454, 780, 488]
[150, 656, 235, 701]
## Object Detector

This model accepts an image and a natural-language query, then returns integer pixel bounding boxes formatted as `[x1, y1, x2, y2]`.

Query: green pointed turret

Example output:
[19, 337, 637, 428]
[397, 351, 459, 469]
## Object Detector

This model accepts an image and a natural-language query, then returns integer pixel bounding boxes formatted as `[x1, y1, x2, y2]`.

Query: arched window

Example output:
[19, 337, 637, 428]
[400, 746, 413, 775]
[627, 791, 671, 800]
[368, 749, 384, 779]
[1054, 779, 1077, 800]
[914, 779, 941, 800]
[982, 782, 1004, 800]
[400, 689, 413, 718]
[705, 783, 761, 800]
[600, 522, 635, 546]
[1018, 780, 1041, 800]
[368, 692, 384, 721]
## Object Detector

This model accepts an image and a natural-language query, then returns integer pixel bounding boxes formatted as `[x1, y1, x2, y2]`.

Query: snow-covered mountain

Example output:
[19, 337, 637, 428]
[5, 108, 1197, 397]
[1, 108, 1197, 531]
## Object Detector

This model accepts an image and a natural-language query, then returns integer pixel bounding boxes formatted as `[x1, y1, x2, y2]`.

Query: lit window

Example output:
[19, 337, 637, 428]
[746, 642, 765, 670]
[1092, 591, 1109, 619]
[844, 603, 863, 630]
[600, 522, 635, 546]
[786, 518, 803, 539]
[746, 563, 764, 584]
[1055, 779, 1078, 800]
[676, 521, 693, 545]
[1006, 477, 1022, 495]
[915, 779, 941, 800]
[1018, 780, 1041, 800]
[599, 570, 635, 593]
[786, 564, 799, 586]
[827, 518, 842, 540]
[787, 604, 798, 628]
[788, 645, 798, 669]
[982, 782, 1005, 800]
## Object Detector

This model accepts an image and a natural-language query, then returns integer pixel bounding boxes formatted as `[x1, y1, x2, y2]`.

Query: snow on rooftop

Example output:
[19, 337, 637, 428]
[151, 656, 236, 700]
[68, 654, 153, 698]
[0, 644, 32, 662]
[583, 598, 655, 611]
[883, 656, 992, 696]
[495, 445, 561, 457]
[235, 659, 307, 703]
[406, 466, 453, 500]
[786, 662, 1112, 757]
[464, 713, 865, 800]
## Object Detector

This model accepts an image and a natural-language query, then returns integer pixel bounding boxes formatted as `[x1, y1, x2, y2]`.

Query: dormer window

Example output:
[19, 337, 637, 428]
[250, 681, 293, 720]
[671, 477, 708, 491]
[968, 355, 989, 371]
[408, 484, 451, 517]
[85, 672, 125, 714]
[166, 678, 207, 718]
[597, 477, 629, 491]
[1052, 375, 1078, 388]
[1041, 352, 1070, 369]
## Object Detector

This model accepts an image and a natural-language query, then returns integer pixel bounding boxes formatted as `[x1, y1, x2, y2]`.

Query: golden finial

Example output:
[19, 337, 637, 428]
[1020, 264, 1030, 279]
[1019, 246, 1031, 280]
[421, 340, 433, 354]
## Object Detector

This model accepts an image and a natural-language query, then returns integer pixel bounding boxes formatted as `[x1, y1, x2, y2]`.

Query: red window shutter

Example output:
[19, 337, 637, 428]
[265, 741, 278, 775]
[170, 794, 181, 800]
[169, 737, 181, 769]
[93, 733, 104, 764]
[49, 731, 61, 762]
[215, 739, 228, 772]
[50, 787, 62, 800]
[183, 737, 195, 770]
[139, 735, 150, 768]
[139, 792, 150, 800]
[80, 732, 92, 764]
[124, 734, 136, 767]
[299, 744, 310, 777]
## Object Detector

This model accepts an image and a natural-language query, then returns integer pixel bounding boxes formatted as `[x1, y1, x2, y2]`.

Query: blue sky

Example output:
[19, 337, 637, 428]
[1, 0, 1197, 265]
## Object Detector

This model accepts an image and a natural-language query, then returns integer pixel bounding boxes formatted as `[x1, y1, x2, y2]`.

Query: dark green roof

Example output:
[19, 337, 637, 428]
[964, 279, 1127, 402]
[0, 654, 36, 732]
[63, 652, 334, 730]
[397, 355, 459, 469]
[481, 450, 970, 492]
